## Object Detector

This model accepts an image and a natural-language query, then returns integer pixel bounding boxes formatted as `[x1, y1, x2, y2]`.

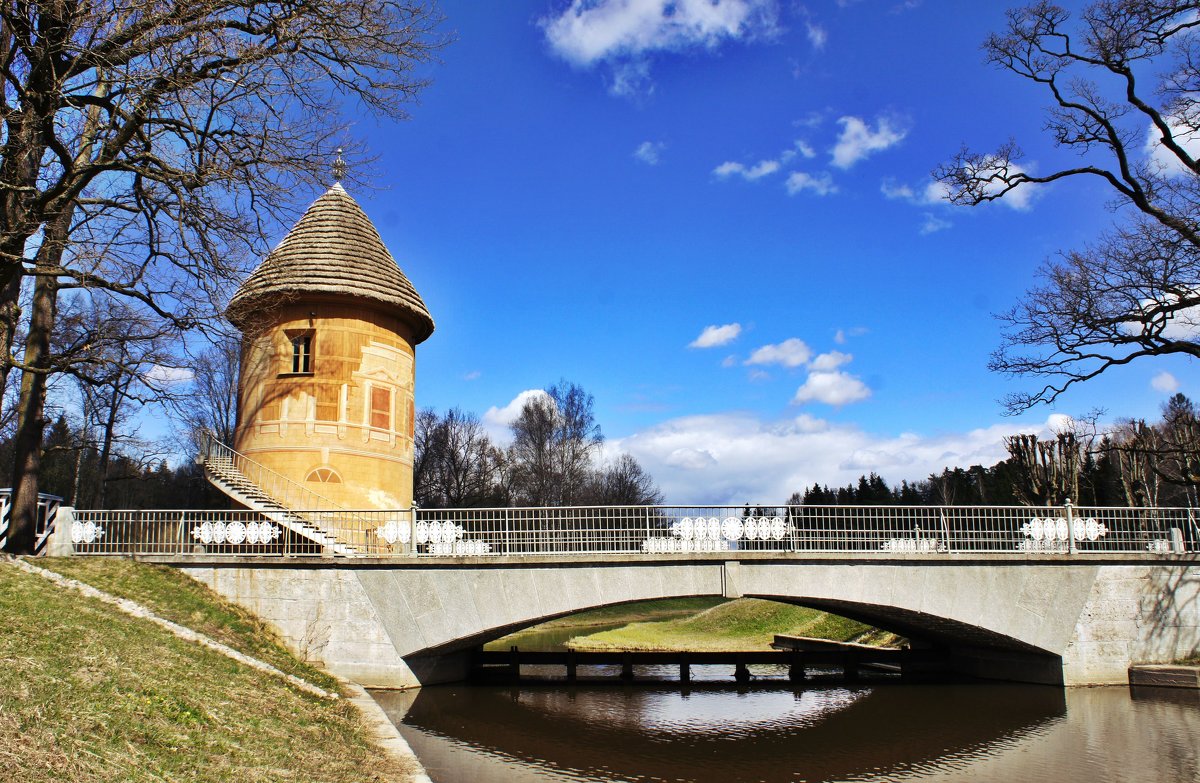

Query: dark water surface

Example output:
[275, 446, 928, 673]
[372, 680, 1200, 783]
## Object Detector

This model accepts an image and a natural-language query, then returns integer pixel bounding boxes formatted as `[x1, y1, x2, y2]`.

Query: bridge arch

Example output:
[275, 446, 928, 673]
[349, 559, 1089, 685]
[181, 555, 1199, 688]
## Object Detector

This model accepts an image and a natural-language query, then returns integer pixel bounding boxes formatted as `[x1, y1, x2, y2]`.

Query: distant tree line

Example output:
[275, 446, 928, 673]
[0, 415, 226, 510]
[413, 380, 663, 509]
[788, 394, 1200, 509]
[7, 361, 1200, 514]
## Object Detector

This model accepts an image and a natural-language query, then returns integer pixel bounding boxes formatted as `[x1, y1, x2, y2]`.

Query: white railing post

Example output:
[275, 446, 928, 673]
[504, 507, 511, 555]
[1066, 498, 1077, 555]
[46, 506, 75, 557]
[410, 503, 419, 557]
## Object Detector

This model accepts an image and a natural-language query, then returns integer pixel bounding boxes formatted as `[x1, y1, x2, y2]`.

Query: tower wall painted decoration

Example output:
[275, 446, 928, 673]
[227, 184, 434, 510]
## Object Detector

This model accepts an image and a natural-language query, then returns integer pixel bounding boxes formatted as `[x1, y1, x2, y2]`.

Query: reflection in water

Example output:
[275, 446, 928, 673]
[373, 682, 1200, 783]
[372, 678, 1200, 783]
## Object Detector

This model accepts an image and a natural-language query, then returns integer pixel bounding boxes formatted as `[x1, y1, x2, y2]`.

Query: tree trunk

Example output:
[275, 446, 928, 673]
[96, 373, 131, 510]
[0, 273, 23, 424]
[4, 211, 67, 553]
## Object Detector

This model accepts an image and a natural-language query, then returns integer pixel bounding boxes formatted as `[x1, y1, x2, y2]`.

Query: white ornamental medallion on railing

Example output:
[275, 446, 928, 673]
[377, 519, 492, 555]
[70, 519, 106, 544]
[642, 516, 791, 553]
[376, 520, 412, 546]
[191, 520, 281, 546]
[1017, 516, 1108, 552]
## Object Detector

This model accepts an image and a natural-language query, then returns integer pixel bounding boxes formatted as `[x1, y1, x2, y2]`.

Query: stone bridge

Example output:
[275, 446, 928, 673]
[171, 551, 1200, 689]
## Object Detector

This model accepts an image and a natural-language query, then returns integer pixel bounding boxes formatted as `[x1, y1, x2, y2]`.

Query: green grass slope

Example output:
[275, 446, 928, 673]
[37, 557, 335, 692]
[0, 560, 416, 783]
[525, 597, 730, 630]
[568, 598, 902, 652]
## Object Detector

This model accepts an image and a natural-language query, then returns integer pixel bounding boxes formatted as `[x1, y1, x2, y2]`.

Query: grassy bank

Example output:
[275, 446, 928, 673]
[0, 559, 416, 783]
[35, 557, 335, 692]
[567, 598, 903, 652]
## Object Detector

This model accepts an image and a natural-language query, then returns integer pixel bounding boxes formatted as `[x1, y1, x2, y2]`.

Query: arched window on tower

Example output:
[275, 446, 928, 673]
[305, 466, 342, 484]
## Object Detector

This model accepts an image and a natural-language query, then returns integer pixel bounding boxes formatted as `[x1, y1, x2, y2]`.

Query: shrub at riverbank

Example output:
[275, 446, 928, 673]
[0, 560, 417, 783]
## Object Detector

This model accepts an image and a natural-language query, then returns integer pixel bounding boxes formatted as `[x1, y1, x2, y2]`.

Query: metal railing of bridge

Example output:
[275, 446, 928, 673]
[64, 501, 1198, 558]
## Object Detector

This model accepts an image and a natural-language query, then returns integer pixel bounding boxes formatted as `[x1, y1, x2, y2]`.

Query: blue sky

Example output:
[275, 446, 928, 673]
[326, 0, 1196, 504]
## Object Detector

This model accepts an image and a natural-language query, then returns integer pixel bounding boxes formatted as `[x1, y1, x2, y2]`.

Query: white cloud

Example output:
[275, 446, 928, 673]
[792, 370, 871, 406]
[611, 59, 653, 96]
[1045, 413, 1075, 435]
[985, 163, 1036, 210]
[721, 354, 738, 368]
[143, 365, 194, 385]
[483, 389, 549, 442]
[880, 180, 914, 200]
[834, 326, 868, 344]
[542, 0, 779, 95]
[785, 170, 837, 196]
[712, 158, 781, 180]
[690, 323, 742, 348]
[793, 110, 827, 129]
[793, 413, 829, 433]
[831, 115, 907, 169]
[1145, 119, 1200, 177]
[464, 370, 482, 381]
[614, 412, 1047, 504]
[941, 161, 1037, 211]
[715, 138, 818, 185]
[665, 446, 718, 470]
[745, 338, 812, 367]
[881, 178, 951, 206]
[1125, 292, 1200, 341]
[1152, 371, 1180, 393]
[805, 21, 827, 50]
[920, 212, 952, 234]
[809, 350, 852, 371]
[633, 140, 665, 165]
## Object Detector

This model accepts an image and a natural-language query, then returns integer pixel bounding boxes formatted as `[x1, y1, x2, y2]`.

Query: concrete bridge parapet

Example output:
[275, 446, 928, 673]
[172, 553, 1200, 689]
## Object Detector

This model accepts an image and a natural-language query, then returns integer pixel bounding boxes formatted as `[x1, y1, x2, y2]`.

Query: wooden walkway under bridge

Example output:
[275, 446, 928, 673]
[471, 639, 949, 684]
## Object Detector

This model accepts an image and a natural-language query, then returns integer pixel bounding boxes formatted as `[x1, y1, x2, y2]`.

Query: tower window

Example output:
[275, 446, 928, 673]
[370, 386, 391, 430]
[288, 332, 312, 374]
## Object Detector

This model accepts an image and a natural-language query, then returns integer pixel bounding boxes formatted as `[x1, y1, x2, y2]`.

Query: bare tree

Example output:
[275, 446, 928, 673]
[0, 0, 447, 552]
[413, 407, 500, 508]
[60, 297, 183, 507]
[1004, 432, 1084, 506]
[1109, 419, 1164, 507]
[587, 453, 663, 505]
[177, 334, 240, 454]
[1101, 394, 1200, 507]
[509, 381, 603, 506]
[936, 2, 1200, 412]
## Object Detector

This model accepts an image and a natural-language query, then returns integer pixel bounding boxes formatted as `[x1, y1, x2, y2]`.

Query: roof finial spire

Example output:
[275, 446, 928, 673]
[332, 147, 347, 183]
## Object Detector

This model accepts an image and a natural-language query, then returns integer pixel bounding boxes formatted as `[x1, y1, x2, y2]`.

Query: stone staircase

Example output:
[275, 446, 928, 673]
[200, 434, 362, 556]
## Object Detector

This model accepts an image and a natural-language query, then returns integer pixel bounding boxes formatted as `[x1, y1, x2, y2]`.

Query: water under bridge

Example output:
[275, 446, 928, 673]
[49, 500, 1200, 688]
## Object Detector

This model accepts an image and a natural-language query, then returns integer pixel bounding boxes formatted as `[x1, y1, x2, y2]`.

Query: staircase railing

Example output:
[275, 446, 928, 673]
[200, 431, 368, 551]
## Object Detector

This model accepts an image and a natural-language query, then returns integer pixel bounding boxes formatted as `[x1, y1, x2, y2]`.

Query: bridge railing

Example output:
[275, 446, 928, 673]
[62, 502, 1198, 558]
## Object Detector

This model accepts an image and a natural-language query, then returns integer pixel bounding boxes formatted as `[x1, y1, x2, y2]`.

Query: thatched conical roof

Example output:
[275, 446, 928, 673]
[227, 184, 434, 343]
